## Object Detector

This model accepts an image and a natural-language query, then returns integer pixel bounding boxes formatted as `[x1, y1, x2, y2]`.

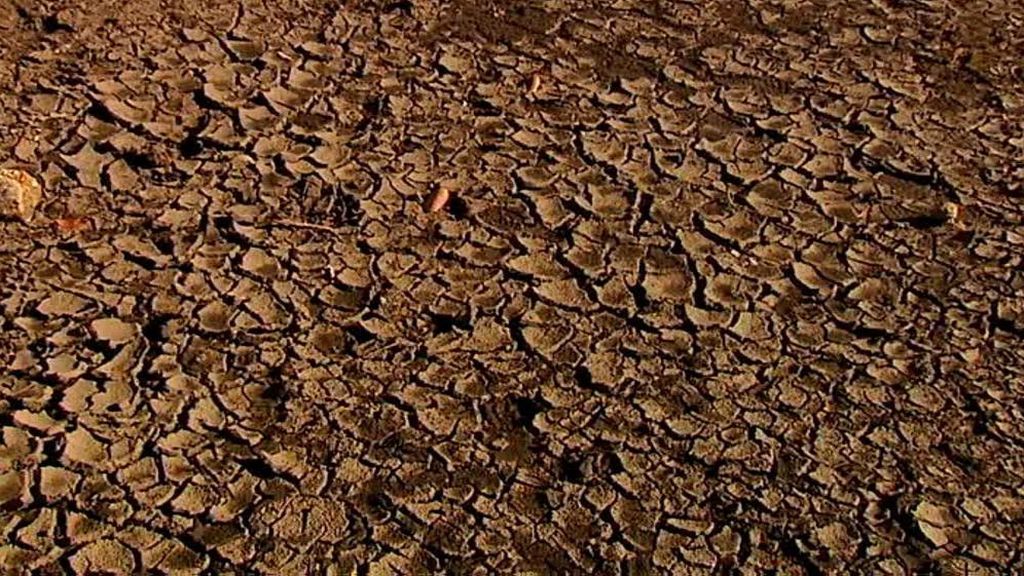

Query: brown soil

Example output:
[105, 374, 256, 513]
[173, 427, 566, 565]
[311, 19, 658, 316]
[1, 0, 1023, 574]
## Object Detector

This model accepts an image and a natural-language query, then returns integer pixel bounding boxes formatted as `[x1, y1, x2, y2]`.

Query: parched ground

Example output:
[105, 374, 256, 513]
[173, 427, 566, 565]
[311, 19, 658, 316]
[1, 0, 1023, 574]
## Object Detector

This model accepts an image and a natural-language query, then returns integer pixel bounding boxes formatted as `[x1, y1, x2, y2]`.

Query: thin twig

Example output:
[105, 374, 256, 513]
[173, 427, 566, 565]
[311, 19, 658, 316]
[272, 219, 343, 234]
[360, 337, 419, 359]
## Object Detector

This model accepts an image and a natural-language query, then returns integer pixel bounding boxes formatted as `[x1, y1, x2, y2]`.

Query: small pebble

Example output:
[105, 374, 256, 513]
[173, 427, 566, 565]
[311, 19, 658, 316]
[427, 188, 450, 213]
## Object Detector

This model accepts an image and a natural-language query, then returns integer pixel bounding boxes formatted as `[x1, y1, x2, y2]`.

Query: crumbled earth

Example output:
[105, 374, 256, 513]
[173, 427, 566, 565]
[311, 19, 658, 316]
[1, 0, 1023, 574]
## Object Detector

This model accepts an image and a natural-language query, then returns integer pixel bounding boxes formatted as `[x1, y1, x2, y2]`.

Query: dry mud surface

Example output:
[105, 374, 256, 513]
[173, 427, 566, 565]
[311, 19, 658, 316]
[1, 0, 1023, 574]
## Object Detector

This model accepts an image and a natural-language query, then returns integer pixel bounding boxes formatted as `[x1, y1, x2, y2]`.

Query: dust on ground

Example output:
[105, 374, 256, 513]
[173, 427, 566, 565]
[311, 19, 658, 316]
[1, 0, 1024, 574]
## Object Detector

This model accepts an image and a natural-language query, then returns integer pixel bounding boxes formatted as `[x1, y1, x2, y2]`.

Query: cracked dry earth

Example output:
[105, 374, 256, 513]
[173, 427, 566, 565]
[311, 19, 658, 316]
[1, 0, 1024, 575]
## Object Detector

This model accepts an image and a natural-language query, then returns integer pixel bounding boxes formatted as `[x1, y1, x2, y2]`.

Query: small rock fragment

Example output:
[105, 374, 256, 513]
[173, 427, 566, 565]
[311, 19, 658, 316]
[0, 168, 42, 222]
[944, 202, 967, 230]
